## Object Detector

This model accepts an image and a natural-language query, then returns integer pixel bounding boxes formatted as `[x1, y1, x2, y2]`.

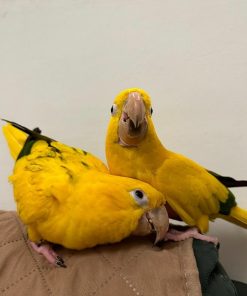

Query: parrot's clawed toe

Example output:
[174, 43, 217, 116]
[29, 241, 67, 268]
[164, 226, 219, 246]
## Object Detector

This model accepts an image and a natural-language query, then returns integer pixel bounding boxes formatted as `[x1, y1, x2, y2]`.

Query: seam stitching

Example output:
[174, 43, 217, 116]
[1, 268, 36, 294]
[0, 238, 23, 248]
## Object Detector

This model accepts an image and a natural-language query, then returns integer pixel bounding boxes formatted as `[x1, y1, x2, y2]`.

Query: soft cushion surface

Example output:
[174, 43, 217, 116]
[0, 211, 201, 296]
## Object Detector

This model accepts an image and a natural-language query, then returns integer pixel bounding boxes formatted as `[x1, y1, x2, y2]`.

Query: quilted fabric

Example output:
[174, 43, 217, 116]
[0, 211, 202, 296]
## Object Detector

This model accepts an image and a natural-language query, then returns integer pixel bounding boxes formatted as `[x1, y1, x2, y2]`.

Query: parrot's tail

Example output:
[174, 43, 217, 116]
[229, 206, 247, 226]
[208, 170, 247, 187]
[2, 119, 53, 160]
[2, 122, 28, 160]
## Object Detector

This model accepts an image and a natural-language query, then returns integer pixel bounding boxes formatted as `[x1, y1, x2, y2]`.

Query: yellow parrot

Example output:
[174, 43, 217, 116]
[2, 120, 168, 267]
[106, 88, 247, 235]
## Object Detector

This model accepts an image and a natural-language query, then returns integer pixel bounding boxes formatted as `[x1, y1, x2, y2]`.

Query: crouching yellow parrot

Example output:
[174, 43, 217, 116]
[106, 88, 247, 235]
[2, 120, 169, 267]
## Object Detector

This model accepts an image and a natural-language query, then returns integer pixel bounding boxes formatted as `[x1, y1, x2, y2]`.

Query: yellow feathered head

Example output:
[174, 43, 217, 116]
[106, 88, 157, 147]
[80, 172, 168, 247]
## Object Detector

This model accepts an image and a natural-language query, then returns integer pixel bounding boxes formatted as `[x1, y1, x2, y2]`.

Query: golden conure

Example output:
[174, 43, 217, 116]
[2, 120, 168, 267]
[106, 88, 247, 233]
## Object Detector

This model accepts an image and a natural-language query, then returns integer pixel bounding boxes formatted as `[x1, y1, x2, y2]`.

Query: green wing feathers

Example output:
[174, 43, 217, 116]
[218, 189, 247, 227]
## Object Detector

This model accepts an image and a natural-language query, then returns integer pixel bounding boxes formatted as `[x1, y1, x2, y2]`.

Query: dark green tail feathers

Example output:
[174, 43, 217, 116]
[2, 119, 54, 142]
[208, 170, 247, 188]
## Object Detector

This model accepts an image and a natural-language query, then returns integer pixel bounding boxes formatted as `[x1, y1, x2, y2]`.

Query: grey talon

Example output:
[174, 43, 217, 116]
[55, 257, 66, 268]
[56, 260, 67, 268]
[56, 256, 65, 264]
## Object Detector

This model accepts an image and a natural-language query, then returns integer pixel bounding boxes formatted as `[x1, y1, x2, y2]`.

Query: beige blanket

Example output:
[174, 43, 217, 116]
[0, 211, 202, 296]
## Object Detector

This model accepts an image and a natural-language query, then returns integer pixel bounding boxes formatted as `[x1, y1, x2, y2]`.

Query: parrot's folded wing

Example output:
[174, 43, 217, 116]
[10, 152, 75, 225]
[158, 158, 231, 232]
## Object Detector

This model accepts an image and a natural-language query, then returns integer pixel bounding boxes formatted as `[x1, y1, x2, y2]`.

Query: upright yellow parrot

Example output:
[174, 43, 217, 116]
[2, 120, 169, 267]
[106, 88, 247, 235]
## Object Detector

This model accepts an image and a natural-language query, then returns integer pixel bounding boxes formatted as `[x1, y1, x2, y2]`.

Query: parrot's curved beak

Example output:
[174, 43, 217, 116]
[118, 92, 148, 146]
[132, 206, 169, 245]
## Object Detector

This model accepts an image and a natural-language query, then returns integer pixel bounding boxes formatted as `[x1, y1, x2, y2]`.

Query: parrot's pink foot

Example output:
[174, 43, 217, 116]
[165, 227, 219, 246]
[29, 241, 66, 268]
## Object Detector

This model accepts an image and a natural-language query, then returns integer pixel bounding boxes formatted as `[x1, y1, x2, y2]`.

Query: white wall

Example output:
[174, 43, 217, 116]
[0, 0, 246, 282]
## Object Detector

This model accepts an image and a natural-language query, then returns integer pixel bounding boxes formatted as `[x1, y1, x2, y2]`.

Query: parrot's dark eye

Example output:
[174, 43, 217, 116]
[135, 190, 144, 199]
[150, 107, 153, 116]
[130, 189, 148, 206]
[111, 104, 117, 116]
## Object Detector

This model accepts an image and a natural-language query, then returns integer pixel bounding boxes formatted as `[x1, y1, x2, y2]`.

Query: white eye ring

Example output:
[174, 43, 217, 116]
[129, 189, 148, 207]
[111, 104, 118, 116]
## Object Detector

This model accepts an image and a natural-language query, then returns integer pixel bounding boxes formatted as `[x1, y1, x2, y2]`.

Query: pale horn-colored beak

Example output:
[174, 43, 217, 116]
[124, 92, 146, 128]
[118, 92, 148, 146]
[132, 206, 169, 245]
